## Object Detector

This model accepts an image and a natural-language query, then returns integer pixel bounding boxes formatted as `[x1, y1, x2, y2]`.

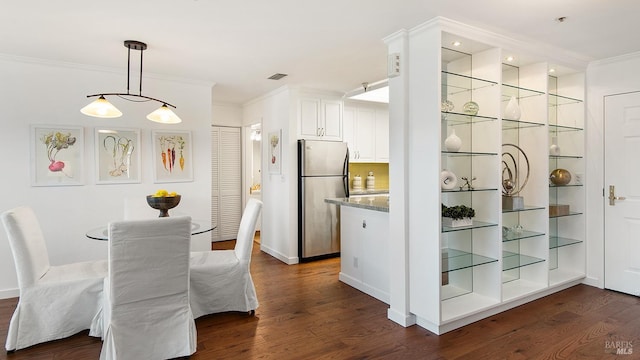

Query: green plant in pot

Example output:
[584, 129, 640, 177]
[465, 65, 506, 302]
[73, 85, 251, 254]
[442, 204, 475, 227]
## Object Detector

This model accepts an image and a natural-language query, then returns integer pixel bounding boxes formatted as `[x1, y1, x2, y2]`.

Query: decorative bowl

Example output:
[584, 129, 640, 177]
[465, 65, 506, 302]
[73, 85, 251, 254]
[549, 168, 571, 186]
[146, 195, 181, 217]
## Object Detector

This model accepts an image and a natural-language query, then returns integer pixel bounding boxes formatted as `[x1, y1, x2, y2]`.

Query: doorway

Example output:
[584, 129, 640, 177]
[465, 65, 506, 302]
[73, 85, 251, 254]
[245, 123, 262, 242]
[604, 91, 640, 296]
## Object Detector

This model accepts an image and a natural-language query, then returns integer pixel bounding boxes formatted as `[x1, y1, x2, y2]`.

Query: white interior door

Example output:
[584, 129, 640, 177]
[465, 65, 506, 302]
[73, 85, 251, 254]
[604, 91, 640, 296]
[212, 126, 242, 241]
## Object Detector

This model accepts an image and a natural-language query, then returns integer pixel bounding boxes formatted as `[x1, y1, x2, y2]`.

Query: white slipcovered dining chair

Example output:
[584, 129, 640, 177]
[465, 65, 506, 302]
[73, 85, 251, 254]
[97, 216, 197, 360]
[190, 198, 262, 318]
[1, 206, 107, 351]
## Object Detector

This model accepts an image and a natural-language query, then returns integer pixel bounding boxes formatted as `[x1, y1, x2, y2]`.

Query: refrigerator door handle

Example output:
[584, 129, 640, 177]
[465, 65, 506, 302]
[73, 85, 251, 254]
[343, 148, 349, 198]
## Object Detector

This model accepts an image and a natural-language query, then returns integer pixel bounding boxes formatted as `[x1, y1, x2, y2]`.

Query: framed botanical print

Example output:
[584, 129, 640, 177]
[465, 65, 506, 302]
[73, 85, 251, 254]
[268, 129, 282, 174]
[31, 125, 84, 186]
[95, 128, 141, 184]
[152, 130, 193, 183]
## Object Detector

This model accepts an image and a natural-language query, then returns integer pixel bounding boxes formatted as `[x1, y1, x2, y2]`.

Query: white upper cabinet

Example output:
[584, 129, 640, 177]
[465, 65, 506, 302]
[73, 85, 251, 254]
[374, 107, 389, 162]
[343, 102, 389, 163]
[299, 96, 343, 141]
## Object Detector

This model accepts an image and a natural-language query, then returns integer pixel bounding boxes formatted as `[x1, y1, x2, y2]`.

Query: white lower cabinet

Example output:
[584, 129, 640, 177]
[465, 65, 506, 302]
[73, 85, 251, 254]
[339, 206, 389, 303]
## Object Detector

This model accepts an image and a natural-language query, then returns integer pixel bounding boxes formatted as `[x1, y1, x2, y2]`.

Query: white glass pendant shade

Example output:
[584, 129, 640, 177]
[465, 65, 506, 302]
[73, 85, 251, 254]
[146, 104, 182, 124]
[80, 96, 123, 118]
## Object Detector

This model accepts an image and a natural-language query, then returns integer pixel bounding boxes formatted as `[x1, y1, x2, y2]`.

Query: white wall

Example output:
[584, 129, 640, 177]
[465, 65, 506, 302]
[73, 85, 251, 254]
[0, 55, 213, 298]
[212, 101, 242, 126]
[584, 51, 640, 288]
[243, 86, 299, 263]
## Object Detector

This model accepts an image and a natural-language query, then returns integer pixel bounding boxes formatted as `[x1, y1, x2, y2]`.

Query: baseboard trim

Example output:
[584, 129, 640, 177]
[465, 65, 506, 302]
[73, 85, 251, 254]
[0, 288, 19, 300]
[260, 244, 299, 265]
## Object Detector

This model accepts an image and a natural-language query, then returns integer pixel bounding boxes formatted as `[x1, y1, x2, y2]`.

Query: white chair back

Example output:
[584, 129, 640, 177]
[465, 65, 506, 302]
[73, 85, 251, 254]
[1, 206, 50, 289]
[101, 215, 196, 359]
[234, 199, 263, 261]
[108, 216, 191, 305]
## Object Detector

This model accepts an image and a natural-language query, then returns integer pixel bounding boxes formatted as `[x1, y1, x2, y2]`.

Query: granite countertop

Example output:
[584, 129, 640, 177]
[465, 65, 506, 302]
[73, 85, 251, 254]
[325, 196, 389, 212]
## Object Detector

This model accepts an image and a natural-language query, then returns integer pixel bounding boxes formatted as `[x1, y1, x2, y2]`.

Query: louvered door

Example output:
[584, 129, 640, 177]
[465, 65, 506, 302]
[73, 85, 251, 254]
[211, 126, 242, 241]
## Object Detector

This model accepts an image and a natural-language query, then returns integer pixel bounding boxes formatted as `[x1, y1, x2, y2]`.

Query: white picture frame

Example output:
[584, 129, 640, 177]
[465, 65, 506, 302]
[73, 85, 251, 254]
[268, 129, 282, 175]
[95, 128, 141, 184]
[30, 125, 84, 186]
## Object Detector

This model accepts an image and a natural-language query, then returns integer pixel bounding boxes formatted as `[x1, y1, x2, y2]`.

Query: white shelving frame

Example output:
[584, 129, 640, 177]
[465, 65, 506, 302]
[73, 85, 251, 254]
[390, 17, 587, 335]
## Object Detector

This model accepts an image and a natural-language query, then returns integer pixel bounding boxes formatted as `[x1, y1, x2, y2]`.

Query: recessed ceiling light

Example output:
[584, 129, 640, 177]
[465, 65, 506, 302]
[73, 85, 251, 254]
[506, 56, 514, 62]
[549, 68, 556, 73]
[452, 41, 461, 47]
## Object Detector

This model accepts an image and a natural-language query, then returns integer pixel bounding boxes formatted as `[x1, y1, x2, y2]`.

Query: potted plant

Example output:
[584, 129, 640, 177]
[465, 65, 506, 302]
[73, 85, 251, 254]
[442, 204, 475, 227]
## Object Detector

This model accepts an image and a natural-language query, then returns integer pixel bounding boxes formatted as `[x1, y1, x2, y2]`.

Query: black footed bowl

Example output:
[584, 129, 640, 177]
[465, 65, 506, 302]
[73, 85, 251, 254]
[146, 195, 181, 217]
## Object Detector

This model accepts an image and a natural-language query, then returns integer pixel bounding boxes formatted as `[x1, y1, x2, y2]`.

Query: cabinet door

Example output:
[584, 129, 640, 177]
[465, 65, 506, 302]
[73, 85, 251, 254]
[300, 98, 321, 138]
[375, 108, 389, 162]
[355, 108, 376, 162]
[322, 100, 343, 140]
[361, 209, 390, 296]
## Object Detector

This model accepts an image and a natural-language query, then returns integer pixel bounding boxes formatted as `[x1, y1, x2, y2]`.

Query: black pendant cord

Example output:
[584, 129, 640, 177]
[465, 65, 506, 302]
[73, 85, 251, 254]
[138, 45, 143, 96]
[85, 40, 176, 109]
[127, 43, 131, 95]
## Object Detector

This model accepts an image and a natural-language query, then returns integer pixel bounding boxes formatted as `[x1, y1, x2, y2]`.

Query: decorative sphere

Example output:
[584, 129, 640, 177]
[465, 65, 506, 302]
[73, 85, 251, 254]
[146, 195, 181, 217]
[549, 169, 571, 186]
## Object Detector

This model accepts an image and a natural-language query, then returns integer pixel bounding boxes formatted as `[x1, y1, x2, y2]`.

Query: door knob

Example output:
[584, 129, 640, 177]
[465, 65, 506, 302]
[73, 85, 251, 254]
[609, 185, 626, 206]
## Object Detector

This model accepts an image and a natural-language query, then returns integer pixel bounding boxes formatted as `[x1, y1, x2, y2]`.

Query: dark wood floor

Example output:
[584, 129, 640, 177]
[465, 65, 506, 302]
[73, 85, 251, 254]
[1, 239, 639, 359]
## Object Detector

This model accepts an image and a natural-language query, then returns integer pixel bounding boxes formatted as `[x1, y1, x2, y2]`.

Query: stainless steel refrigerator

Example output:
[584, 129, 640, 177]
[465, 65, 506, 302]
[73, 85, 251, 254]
[298, 139, 349, 261]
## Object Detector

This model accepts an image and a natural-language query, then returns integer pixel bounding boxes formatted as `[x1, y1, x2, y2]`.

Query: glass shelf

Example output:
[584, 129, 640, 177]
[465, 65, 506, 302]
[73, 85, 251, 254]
[502, 229, 545, 242]
[549, 184, 583, 188]
[549, 211, 583, 218]
[442, 71, 498, 97]
[441, 151, 498, 157]
[549, 236, 583, 249]
[442, 220, 498, 233]
[502, 251, 545, 271]
[442, 248, 498, 273]
[501, 84, 545, 100]
[502, 205, 545, 213]
[549, 93, 583, 106]
[549, 154, 583, 159]
[442, 111, 498, 125]
[549, 124, 583, 132]
[442, 187, 498, 193]
[502, 119, 545, 130]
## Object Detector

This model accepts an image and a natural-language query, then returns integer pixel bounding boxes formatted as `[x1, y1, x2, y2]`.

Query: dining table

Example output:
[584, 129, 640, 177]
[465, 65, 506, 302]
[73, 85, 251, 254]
[85, 219, 215, 241]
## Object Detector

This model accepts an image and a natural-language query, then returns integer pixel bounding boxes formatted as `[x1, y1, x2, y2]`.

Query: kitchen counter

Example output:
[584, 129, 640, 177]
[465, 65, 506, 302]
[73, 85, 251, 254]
[325, 196, 389, 212]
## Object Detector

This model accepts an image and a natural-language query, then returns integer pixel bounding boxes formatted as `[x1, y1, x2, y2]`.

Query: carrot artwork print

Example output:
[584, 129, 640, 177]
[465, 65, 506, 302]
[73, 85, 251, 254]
[158, 135, 186, 174]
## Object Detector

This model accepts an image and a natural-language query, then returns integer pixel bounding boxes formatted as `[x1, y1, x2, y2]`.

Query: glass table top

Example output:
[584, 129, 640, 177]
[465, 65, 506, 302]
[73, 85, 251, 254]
[86, 219, 215, 240]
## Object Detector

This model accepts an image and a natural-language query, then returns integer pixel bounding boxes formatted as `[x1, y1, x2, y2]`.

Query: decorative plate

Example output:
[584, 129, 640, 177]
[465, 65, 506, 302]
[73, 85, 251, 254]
[463, 101, 479, 115]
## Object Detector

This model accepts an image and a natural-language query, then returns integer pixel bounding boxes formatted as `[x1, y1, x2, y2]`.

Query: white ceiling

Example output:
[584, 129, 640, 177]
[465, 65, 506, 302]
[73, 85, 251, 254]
[2, 0, 639, 104]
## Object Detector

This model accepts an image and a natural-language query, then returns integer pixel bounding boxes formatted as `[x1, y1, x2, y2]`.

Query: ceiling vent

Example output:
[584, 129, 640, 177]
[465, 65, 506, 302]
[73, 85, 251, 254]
[267, 73, 288, 80]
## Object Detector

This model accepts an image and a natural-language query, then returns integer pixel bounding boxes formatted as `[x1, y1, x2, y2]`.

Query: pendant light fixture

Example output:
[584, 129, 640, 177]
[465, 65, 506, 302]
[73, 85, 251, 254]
[81, 40, 182, 124]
